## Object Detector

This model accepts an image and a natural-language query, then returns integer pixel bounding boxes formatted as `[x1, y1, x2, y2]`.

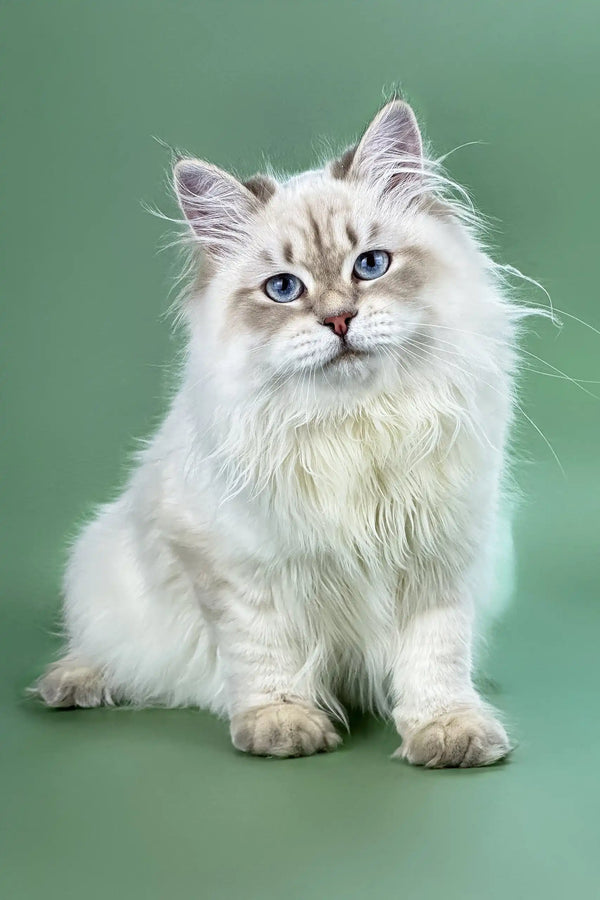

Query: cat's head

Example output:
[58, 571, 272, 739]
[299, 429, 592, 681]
[174, 100, 496, 407]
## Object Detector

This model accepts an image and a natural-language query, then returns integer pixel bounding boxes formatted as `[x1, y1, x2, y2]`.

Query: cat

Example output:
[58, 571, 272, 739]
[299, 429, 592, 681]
[36, 98, 517, 767]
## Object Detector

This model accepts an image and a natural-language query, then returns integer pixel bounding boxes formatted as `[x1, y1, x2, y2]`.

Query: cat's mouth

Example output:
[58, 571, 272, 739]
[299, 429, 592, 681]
[320, 342, 370, 376]
[327, 342, 365, 365]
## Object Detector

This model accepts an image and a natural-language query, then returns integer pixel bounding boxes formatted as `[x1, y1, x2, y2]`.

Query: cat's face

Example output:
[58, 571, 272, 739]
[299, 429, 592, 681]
[175, 101, 486, 403]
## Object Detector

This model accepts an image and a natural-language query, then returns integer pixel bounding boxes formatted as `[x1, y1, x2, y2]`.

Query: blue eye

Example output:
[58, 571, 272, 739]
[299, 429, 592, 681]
[353, 250, 391, 280]
[264, 273, 304, 303]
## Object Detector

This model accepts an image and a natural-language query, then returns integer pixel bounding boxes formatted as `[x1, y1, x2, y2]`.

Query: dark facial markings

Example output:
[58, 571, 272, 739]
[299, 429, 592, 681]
[282, 242, 294, 265]
[381, 246, 435, 299]
[368, 222, 381, 243]
[259, 249, 275, 267]
[230, 285, 299, 339]
[307, 210, 325, 256]
[345, 224, 358, 248]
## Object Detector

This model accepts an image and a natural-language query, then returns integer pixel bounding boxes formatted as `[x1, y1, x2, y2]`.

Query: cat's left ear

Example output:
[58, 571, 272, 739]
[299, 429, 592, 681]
[349, 99, 423, 194]
[173, 159, 259, 258]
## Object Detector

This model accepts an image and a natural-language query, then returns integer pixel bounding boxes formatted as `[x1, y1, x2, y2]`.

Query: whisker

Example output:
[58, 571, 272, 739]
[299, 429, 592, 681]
[496, 263, 557, 321]
[517, 303, 600, 339]
[407, 326, 598, 400]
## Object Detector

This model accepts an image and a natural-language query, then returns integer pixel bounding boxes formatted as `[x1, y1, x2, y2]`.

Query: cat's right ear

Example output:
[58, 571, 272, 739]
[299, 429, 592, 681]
[348, 100, 423, 196]
[173, 159, 258, 258]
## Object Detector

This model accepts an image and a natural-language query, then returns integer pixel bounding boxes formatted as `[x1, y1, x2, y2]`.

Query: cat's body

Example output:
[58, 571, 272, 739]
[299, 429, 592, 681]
[38, 100, 515, 766]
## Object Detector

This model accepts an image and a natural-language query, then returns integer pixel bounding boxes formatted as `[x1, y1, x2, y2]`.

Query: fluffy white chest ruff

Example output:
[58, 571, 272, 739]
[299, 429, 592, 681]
[217, 389, 477, 571]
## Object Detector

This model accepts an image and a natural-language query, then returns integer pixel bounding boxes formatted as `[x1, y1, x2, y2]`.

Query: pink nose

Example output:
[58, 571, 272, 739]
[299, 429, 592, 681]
[323, 312, 355, 337]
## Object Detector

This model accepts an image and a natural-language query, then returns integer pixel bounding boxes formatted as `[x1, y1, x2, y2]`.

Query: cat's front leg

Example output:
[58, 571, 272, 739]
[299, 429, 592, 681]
[390, 603, 510, 768]
[218, 591, 341, 758]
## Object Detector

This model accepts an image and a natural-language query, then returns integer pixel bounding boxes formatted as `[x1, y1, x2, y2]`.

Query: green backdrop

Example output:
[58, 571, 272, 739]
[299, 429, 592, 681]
[2, 1, 599, 898]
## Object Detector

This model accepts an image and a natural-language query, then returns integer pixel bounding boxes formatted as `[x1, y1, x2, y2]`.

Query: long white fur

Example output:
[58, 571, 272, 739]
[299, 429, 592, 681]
[41, 100, 520, 763]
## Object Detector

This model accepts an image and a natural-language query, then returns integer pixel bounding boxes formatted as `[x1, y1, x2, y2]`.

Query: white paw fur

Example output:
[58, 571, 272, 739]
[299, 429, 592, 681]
[36, 658, 112, 708]
[396, 708, 511, 768]
[230, 702, 342, 758]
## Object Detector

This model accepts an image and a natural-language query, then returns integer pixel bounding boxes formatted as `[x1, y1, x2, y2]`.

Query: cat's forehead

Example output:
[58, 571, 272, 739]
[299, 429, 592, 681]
[260, 170, 382, 272]
[274, 171, 354, 225]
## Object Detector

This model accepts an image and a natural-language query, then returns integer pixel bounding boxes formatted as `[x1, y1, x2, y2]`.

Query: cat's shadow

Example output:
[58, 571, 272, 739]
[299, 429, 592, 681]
[342, 709, 393, 748]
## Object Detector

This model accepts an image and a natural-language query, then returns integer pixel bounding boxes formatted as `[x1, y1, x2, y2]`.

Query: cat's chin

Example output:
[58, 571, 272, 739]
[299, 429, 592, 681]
[317, 345, 377, 386]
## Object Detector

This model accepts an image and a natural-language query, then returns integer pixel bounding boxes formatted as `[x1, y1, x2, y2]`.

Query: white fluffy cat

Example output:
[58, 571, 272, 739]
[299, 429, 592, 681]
[37, 99, 517, 767]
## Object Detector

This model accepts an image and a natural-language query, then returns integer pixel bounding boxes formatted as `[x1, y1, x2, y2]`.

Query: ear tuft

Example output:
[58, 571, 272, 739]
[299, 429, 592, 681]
[349, 100, 423, 195]
[173, 159, 257, 256]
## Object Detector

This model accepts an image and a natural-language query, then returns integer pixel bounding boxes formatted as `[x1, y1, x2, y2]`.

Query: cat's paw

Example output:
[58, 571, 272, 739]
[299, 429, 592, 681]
[395, 707, 510, 768]
[34, 658, 112, 708]
[230, 701, 341, 758]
